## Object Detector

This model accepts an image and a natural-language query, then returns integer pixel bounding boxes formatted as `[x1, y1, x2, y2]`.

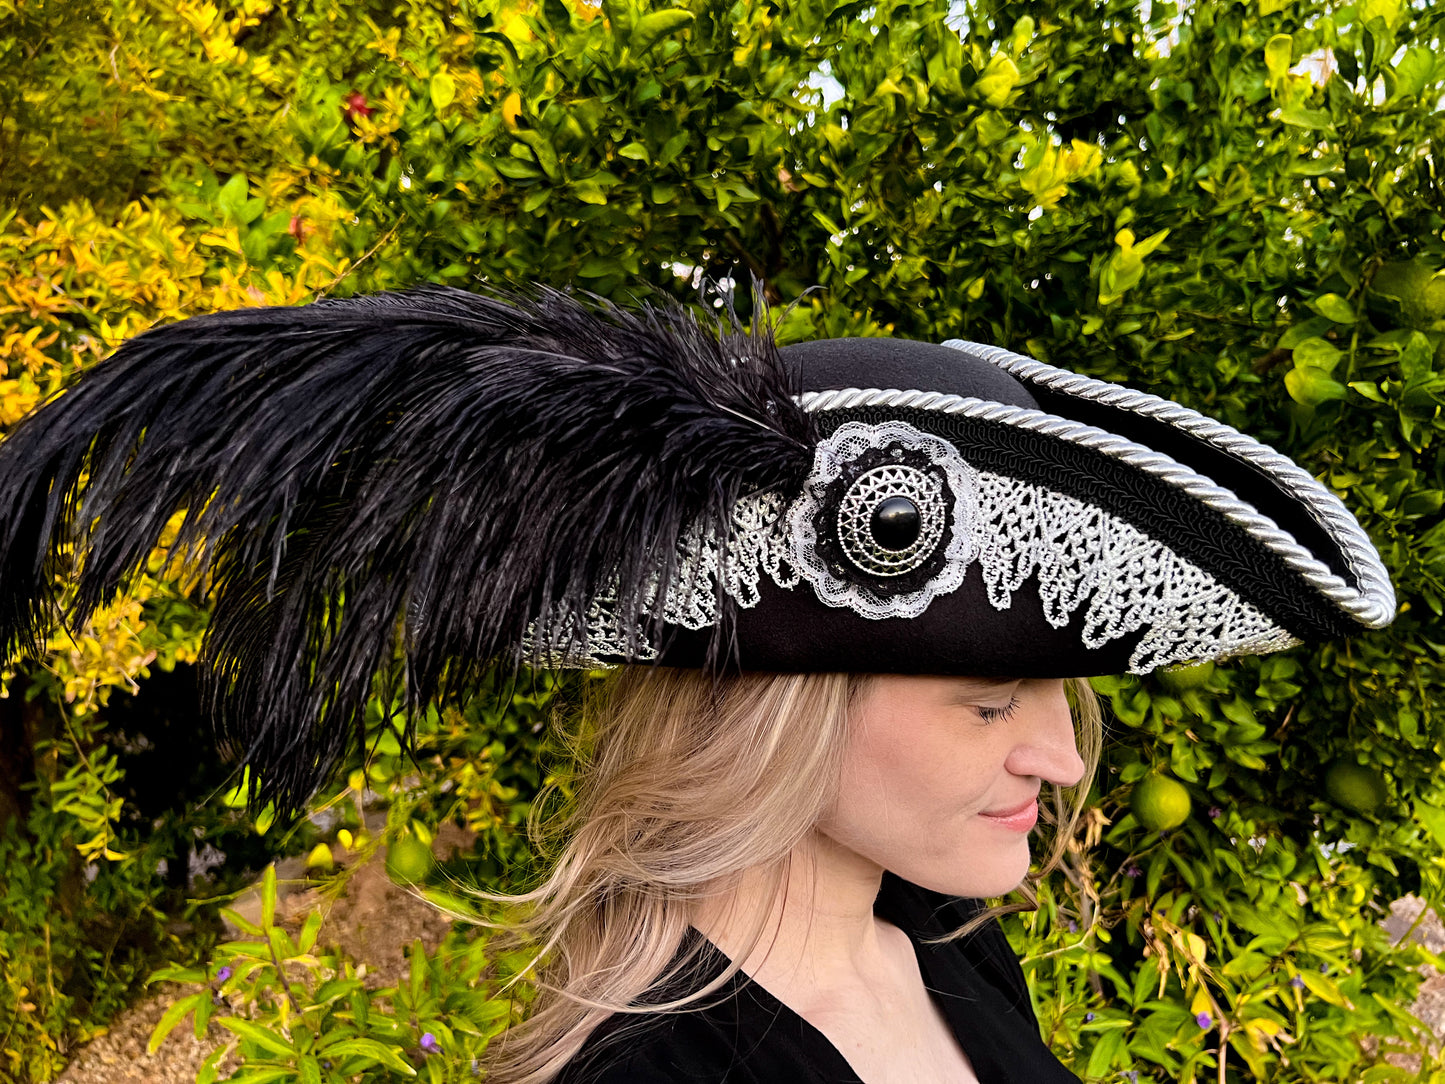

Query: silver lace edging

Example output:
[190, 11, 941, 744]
[799, 385, 1395, 631]
[941, 339, 1396, 628]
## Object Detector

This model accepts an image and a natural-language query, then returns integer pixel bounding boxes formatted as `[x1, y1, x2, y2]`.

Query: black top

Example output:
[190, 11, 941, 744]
[558, 874, 1081, 1083]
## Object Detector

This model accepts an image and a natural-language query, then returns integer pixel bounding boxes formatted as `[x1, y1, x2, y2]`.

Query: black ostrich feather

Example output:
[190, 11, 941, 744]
[0, 285, 817, 814]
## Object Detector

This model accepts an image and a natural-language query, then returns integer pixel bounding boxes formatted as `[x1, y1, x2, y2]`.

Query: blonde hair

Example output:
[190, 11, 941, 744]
[481, 668, 1102, 1084]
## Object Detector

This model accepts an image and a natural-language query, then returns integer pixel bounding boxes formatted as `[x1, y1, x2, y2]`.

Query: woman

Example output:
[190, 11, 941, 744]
[0, 286, 1394, 1082]
[510, 668, 1100, 1084]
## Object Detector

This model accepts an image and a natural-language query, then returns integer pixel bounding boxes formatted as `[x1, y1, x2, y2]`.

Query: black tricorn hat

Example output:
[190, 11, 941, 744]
[0, 286, 1394, 811]
[654, 335, 1394, 677]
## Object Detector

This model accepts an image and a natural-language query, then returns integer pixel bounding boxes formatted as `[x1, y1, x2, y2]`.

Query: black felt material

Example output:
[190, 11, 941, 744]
[658, 568, 1139, 677]
[1024, 382, 1355, 584]
[782, 337, 1042, 409]
[559, 873, 1081, 1084]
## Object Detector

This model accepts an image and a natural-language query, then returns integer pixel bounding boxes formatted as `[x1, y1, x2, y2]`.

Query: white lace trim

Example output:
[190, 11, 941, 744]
[652, 474, 1298, 673]
[534, 449, 1302, 673]
[968, 474, 1300, 671]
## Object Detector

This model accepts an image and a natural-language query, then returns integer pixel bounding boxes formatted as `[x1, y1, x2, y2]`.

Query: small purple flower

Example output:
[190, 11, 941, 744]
[1124, 1073, 1139, 1083]
[1196, 1011, 1213, 1029]
[420, 1032, 440, 1054]
[215, 966, 233, 983]
[1319, 963, 1329, 974]
[1291, 975, 1305, 989]
[1124, 864, 1143, 878]
[1208, 806, 1223, 820]
[1066, 919, 1078, 933]
[1084, 1012, 1095, 1022]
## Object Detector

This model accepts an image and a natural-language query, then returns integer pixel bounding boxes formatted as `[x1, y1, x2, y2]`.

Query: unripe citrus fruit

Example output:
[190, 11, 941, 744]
[384, 835, 435, 885]
[1324, 760, 1387, 815]
[1157, 661, 1215, 691]
[1132, 774, 1192, 831]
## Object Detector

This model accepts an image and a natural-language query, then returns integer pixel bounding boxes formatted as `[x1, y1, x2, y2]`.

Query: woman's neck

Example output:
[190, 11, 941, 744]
[693, 831, 900, 996]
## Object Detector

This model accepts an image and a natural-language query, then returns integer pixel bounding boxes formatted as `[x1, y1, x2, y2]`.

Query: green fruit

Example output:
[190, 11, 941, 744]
[1325, 760, 1388, 815]
[1157, 661, 1215, 691]
[1372, 258, 1445, 328]
[384, 835, 435, 885]
[1132, 774, 1192, 831]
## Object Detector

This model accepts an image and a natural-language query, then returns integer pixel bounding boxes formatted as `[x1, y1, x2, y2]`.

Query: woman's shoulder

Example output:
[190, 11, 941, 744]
[557, 982, 814, 1084]
[555, 1011, 736, 1083]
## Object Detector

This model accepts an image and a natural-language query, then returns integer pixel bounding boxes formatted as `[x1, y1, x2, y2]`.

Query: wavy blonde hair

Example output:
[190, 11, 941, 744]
[481, 668, 1102, 1084]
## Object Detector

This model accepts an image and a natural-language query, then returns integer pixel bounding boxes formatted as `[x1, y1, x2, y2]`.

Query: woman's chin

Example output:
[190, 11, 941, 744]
[909, 840, 1034, 900]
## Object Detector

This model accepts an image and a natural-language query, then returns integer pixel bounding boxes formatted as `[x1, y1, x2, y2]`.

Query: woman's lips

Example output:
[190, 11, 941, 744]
[979, 798, 1039, 832]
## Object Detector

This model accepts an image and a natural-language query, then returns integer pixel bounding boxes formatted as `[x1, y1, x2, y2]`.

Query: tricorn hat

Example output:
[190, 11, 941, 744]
[0, 286, 1394, 810]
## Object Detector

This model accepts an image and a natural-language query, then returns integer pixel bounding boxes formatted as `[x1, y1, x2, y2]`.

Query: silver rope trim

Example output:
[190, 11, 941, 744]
[798, 386, 1395, 629]
[942, 339, 1395, 626]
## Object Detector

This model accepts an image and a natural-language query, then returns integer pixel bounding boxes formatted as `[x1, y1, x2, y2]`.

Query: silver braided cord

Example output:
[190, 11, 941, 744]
[797, 386, 1396, 630]
[942, 339, 1395, 625]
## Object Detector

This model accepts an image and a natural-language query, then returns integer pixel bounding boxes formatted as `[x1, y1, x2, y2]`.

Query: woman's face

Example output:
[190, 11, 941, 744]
[817, 675, 1086, 898]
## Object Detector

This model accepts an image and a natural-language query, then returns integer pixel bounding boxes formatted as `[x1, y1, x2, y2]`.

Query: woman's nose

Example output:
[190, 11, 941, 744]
[1007, 681, 1087, 787]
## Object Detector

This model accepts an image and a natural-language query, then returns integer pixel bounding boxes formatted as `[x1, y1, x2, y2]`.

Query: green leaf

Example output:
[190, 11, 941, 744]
[216, 173, 248, 214]
[324, 1038, 419, 1075]
[1299, 969, 1353, 1008]
[429, 73, 456, 109]
[1278, 102, 1333, 129]
[630, 10, 693, 55]
[1415, 801, 1445, 849]
[1285, 366, 1347, 405]
[229, 1070, 295, 1084]
[1264, 35, 1293, 82]
[147, 993, 204, 1055]
[1349, 381, 1387, 403]
[197, 1045, 229, 1084]
[1310, 294, 1355, 323]
[577, 255, 616, 277]
[1292, 337, 1343, 371]
[298, 908, 324, 954]
[1085, 1027, 1126, 1078]
[261, 864, 278, 930]
[1278, 317, 1333, 349]
[975, 54, 1020, 107]
[493, 158, 543, 180]
[220, 1017, 298, 1058]
[1393, 46, 1435, 98]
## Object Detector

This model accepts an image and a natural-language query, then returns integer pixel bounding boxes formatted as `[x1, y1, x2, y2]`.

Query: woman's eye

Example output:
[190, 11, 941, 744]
[975, 696, 1021, 723]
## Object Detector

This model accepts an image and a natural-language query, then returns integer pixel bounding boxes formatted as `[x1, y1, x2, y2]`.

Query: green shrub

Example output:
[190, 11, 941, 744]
[148, 866, 527, 1084]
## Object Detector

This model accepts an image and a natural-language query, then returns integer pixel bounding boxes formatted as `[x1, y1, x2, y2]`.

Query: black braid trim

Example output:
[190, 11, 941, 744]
[815, 407, 1357, 640]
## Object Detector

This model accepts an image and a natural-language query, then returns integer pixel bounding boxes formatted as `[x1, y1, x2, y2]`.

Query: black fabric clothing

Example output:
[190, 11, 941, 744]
[558, 873, 1081, 1083]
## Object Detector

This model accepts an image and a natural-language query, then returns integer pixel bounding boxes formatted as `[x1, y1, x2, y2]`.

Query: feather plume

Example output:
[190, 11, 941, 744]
[0, 285, 817, 813]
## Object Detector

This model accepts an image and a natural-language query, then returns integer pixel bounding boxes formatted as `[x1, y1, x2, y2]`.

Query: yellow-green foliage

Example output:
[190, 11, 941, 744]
[3, 0, 1445, 1081]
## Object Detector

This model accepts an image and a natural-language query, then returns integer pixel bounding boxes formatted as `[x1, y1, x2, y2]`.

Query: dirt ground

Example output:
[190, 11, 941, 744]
[53, 874, 1445, 1083]
[54, 824, 472, 1084]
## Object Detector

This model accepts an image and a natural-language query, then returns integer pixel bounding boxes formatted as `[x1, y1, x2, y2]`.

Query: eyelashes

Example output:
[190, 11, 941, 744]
[975, 695, 1022, 723]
